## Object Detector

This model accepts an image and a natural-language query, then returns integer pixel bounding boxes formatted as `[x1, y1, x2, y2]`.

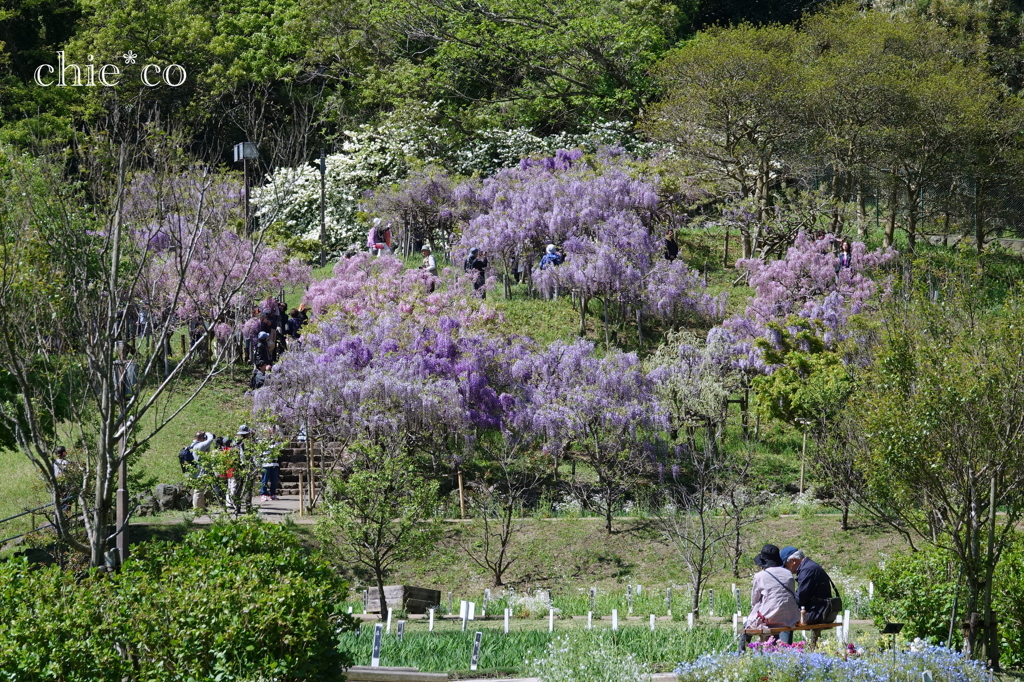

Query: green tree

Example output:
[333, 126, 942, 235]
[646, 23, 809, 256]
[318, 444, 442, 623]
[846, 255, 1024, 668]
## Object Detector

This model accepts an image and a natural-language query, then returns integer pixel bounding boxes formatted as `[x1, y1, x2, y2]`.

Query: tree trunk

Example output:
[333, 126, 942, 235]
[884, 177, 899, 248]
[376, 566, 389, 624]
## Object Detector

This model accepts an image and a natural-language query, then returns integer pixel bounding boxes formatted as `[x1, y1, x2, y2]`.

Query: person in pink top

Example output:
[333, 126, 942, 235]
[743, 544, 801, 645]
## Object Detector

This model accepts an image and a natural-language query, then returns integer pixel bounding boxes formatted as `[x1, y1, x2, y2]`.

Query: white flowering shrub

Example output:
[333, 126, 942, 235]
[453, 120, 661, 177]
[255, 112, 662, 257]
[510, 591, 558, 618]
[253, 111, 447, 256]
[529, 633, 649, 682]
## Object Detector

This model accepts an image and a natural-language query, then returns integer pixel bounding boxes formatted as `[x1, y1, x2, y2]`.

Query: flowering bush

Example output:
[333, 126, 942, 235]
[529, 633, 648, 682]
[675, 645, 991, 682]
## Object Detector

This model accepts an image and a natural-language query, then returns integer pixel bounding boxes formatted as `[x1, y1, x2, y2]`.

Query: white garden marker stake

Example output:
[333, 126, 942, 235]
[348, 606, 353, 614]
[732, 613, 738, 636]
[637, 584, 642, 596]
[627, 584, 633, 614]
[590, 587, 596, 612]
[504, 608, 510, 634]
[649, 614, 656, 631]
[469, 602, 476, 621]
[732, 583, 739, 609]
[428, 608, 435, 632]
[869, 581, 875, 600]
[587, 611, 593, 630]
[687, 612, 694, 630]
[612, 609, 619, 632]
[470, 631, 483, 671]
[386, 607, 393, 634]
[709, 588, 714, 617]
[843, 610, 851, 642]
[371, 623, 383, 667]
[922, 672, 933, 682]
[548, 608, 554, 632]
[666, 587, 672, 617]
[483, 589, 490, 617]
[460, 601, 469, 632]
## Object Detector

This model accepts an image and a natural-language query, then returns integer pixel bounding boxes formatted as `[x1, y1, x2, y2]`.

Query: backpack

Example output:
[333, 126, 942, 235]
[178, 446, 195, 469]
[250, 368, 267, 390]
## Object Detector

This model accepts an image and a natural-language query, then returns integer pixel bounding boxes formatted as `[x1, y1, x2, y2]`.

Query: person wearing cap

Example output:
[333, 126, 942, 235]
[539, 244, 563, 270]
[420, 246, 438, 277]
[742, 544, 800, 644]
[781, 546, 840, 630]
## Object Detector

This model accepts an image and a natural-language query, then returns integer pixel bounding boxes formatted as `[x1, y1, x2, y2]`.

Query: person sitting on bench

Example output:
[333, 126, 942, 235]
[781, 546, 842, 644]
[743, 544, 800, 645]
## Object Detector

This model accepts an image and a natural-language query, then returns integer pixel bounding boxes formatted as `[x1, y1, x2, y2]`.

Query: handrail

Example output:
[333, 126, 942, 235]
[0, 502, 56, 526]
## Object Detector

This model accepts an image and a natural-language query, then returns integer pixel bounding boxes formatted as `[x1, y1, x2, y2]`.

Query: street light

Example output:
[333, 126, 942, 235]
[795, 418, 812, 496]
[233, 142, 259, 235]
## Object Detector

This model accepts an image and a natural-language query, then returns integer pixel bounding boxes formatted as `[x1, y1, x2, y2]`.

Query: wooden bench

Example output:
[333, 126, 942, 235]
[739, 622, 843, 652]
[344, 666, 448, 681]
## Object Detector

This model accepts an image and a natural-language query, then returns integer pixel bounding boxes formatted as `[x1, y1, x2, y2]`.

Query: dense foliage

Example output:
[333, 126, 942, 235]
[0, 520, 354, 681]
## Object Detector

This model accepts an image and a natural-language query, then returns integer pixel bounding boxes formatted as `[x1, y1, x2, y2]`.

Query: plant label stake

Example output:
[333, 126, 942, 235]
[483, 589, 490, 616]
[869, 581, 874, 600]
[504, 608, 510, 634]
[688, 612, 694, 629]
[666, 587, 672, 617]
[709, 589, 714, 617]
[732, 583, 739, 608]
[386, 607, 392, 634]
[363, 590, 368, 612]
[469, 602, 476, 621]
[650, 614, 655, 631]
[397, 620, 405, 642]
[371, 624, 383, 667]
[588, 611, 593, 630]
[461, 601, 468, 632]
[922, 673, 933, 682]
[348, 606, 353, 614]
[548, 608, 554, 632]
[637, 584, 642, 596]
[732, 613, 738, 636]
[470, 631, 483, 671]
[590, 587, 596, 612]
[843, 610, 851, 642]
[612, 609, 619, 632]
[627, 584, 633, 614]
[429, 608, 435, 632]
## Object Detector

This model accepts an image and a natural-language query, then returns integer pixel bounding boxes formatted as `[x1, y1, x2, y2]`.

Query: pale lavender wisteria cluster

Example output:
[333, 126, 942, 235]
[254, 257, 664, 491]
[457, 149, 723, 329]
[123, 169, 311, 336]
[718, 231, 896, 371]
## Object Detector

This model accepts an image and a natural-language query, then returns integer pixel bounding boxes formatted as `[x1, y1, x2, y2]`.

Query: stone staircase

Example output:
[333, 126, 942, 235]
[276, 440, 350, 499]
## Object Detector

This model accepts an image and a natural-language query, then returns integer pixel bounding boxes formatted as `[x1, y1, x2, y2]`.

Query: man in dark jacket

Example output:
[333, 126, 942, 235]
[782, 546, 840, 627]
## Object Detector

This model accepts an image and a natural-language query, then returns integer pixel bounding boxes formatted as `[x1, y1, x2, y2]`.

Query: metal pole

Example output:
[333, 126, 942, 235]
[800, 425, 806, 496]
[319, 147, 326, 268]
[243, 157, 250, 236]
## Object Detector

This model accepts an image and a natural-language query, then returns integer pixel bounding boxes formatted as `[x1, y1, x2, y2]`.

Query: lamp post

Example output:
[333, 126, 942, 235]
[233, 142, 259, 235]
[795, 418, 811, 496]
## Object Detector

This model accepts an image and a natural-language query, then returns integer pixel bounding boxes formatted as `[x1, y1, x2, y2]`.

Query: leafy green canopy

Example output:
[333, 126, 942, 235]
[0, 519, 354, 681]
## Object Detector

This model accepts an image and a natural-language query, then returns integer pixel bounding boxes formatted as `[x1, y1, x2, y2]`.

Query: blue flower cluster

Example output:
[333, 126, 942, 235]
[674, 645, 991, 682]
